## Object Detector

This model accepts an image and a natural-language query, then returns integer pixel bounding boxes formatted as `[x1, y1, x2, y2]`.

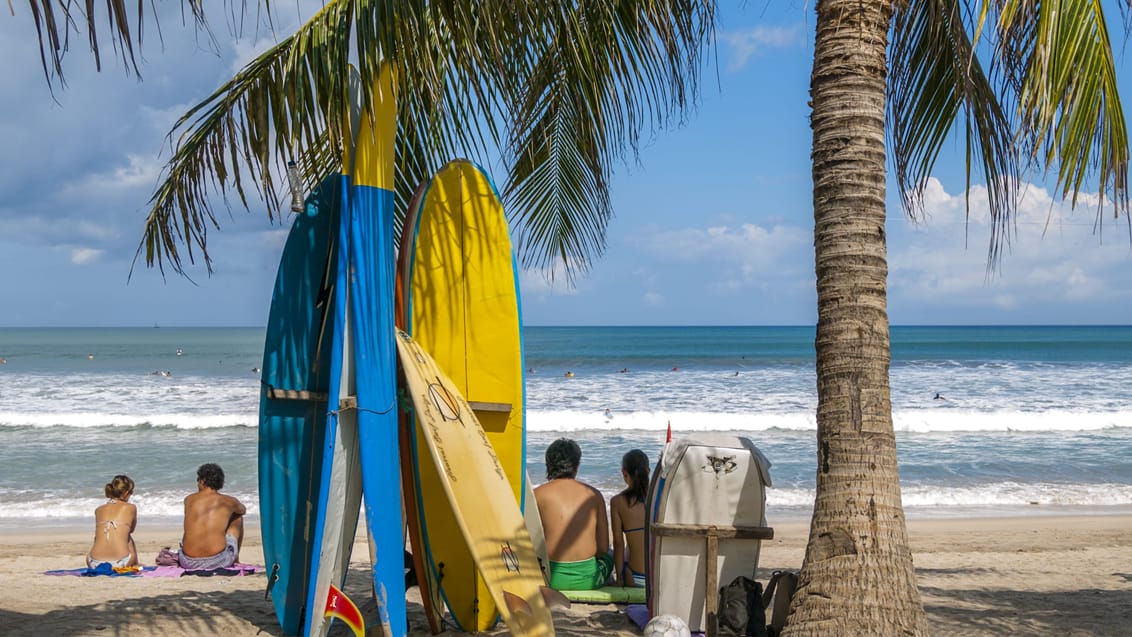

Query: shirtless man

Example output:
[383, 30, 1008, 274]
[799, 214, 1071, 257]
[179, 463, 246, 570]
[533, 438, 612, 590]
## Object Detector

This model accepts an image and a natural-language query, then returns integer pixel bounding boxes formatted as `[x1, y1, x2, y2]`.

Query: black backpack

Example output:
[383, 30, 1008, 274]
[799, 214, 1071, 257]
[718, 575, 768, 637]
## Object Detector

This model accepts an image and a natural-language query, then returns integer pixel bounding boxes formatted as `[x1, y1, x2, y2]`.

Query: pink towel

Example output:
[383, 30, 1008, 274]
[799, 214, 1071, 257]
[140, 563, 264, 577]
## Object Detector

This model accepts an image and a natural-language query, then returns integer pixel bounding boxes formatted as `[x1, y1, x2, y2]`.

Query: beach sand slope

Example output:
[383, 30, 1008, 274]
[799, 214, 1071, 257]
[1, 516, 1129, 636]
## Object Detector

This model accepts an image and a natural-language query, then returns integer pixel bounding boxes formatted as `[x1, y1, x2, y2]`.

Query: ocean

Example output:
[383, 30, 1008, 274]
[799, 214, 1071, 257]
[1, 325, 1130, 531]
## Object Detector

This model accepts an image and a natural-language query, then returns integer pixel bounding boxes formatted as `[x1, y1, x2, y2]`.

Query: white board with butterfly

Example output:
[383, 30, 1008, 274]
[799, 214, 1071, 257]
[645, 435, 773, 632]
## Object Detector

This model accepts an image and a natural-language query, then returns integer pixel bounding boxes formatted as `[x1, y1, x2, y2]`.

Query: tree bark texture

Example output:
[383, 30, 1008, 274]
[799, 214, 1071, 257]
[782, 0, 927, 634]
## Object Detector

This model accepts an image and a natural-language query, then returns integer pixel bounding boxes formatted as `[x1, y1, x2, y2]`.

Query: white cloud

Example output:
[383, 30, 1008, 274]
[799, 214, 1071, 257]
[640, 222, 808, 269]
[889, 178, 1132, 313]
[643, 291, 664, 305]
[519, 262, 583, 298]
[720, 25, 804, 72]
[60, 154, 163, 199]
[70, 247, 105, 265]
[261, 228, 291, 251]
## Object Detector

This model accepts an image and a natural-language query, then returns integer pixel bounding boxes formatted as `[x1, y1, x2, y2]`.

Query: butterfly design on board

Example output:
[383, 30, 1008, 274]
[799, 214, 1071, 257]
[704, 455, 737, 475]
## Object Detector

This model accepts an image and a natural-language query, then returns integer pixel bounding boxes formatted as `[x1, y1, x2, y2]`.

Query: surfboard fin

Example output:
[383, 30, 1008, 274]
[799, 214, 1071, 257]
[503, 590, 533, 618]
[540, 586, 571, 611]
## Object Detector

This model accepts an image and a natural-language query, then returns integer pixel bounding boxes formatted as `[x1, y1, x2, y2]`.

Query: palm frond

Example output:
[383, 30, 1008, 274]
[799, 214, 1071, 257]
[1000, 0, 1129, 224]
[134, 0, 715, 277]
[889, 0, 1017, 265]
[506, 0, 715, 276]
[134, 0, 355, 275]
[21, 0, 220, 88]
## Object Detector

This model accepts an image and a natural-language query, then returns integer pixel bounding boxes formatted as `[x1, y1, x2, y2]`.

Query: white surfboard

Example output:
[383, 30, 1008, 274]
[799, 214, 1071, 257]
[646, 436, 773, 632]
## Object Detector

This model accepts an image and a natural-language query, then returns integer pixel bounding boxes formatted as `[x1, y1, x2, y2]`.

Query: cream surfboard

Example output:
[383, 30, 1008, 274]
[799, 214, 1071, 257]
[395, 329, 559, 637]
[646, 436, 773, 632]
[398, 159, 531, 630]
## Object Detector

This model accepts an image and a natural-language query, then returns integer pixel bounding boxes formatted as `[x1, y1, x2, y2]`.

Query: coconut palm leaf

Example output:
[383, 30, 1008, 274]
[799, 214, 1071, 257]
[135, 1, 356, 274]
[21, 0, 224, 88]
[890, 0, 1130, 268]
[131, 0, 714, 276]
[998, 0, 1129, 221]
[889, 0, 1018, 264]
[506, 0, 714, 277]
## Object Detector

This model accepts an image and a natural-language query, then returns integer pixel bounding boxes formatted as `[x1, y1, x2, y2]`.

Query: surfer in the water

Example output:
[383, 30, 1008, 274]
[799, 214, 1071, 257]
[534, 438, 613, 591]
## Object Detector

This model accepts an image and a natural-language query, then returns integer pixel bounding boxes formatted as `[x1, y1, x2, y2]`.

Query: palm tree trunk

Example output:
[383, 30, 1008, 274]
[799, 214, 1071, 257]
[782, 0, 927, 633]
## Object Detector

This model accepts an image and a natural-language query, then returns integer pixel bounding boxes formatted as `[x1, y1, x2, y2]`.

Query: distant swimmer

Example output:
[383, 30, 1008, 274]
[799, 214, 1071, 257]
[603, 408, 612, 419]
[671, 366, 679, 372]
[528, 367, 536, 373]
[88, 354, 95, 360]
[176, 348, 184, 356]
[619, 368, 629, 374]
[933, 392, 945, 400]
[733, 371, 740, 377]
[565, 371, 575, 378]
[160, 370, 172, 378]
[251, 367, 260, 374]
[0, 357, 6, 364]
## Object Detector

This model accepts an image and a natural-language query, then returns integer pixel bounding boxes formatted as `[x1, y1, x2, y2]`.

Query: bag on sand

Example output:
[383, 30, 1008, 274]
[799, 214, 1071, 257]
[763, 570, 799, 637]
[155, 547, 179, 567]
[718, 575, 768, 637]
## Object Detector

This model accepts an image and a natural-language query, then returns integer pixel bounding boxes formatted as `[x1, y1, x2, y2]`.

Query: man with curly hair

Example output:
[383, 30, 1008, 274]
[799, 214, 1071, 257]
[179, 463, 246, 570]
[534, 438, 612, 590]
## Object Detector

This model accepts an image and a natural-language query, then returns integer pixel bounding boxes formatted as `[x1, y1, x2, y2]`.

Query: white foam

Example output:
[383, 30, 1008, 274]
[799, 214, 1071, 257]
[526, 409, 1130, 433]
[0, 411, 256, 429]
[0, 490, 259, 520]
[761, 483, 1132, 508]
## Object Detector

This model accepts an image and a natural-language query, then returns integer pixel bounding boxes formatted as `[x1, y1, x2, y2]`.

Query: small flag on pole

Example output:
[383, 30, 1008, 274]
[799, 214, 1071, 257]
[325, 584, 365, 637]
[666, 420, 672, 443]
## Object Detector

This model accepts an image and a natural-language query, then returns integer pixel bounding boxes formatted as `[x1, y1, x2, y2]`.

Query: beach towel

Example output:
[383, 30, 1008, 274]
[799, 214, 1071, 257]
[46, 563, 263, 577]
[44, 563, 151, 577]
[141, 563, 264, 577]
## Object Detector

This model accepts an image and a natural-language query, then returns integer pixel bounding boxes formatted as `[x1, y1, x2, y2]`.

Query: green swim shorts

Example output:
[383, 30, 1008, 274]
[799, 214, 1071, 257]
[548, 553, 614, 591]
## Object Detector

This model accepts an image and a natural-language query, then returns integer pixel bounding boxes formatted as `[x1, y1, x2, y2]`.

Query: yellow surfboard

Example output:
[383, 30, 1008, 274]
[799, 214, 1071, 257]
[398, 160, 527, 630]
[395, 330, 556, 637]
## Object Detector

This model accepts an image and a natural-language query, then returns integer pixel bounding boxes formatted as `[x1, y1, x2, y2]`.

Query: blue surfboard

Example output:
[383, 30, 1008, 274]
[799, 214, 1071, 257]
[258, 175, 347, 636]
[346, 64, 405, 636]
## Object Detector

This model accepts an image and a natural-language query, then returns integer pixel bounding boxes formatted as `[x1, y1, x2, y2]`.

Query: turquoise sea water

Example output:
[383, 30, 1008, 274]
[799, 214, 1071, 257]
[0, 325, 1130, 529]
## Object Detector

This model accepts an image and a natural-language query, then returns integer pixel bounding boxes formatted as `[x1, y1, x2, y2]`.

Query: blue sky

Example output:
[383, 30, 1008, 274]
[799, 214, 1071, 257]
[2, 2, 1130, 327]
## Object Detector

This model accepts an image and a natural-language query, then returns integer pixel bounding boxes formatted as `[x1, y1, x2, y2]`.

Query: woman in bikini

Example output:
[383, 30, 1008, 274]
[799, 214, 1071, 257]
[86, 475, 138, 569]
[609, 449, 650, 587]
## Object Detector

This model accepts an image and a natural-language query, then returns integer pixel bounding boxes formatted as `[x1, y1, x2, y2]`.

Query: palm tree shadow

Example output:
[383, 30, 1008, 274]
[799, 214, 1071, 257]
[1, 587, 286, 636]
[921, 584, 1132, 635]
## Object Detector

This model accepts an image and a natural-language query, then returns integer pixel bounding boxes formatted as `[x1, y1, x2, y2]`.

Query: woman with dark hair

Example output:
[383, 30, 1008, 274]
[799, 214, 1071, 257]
[610, 449, 650, 586]
[86, 474, 138, 569]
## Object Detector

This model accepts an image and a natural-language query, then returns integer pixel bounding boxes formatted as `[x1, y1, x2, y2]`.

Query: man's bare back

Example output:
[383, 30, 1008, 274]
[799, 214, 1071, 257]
[181, 463, 245, 559]
[535, 477, 609, 563]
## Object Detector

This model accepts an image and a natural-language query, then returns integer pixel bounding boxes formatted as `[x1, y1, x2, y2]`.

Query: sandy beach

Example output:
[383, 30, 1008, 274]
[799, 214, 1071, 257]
[2, 515, 1129, 636]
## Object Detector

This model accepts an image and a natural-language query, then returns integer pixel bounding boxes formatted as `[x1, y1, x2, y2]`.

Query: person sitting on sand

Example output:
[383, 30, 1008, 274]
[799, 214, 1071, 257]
[610, 449, 649, 587]
[534, 438, 613, 591]
[87, 475, 139, 569]
[179, 463, 246, 570]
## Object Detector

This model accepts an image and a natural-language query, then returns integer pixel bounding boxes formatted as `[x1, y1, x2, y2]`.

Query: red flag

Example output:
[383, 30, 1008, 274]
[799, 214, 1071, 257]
[325, 584, 365, 637]
[666, 420, 672, 443]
